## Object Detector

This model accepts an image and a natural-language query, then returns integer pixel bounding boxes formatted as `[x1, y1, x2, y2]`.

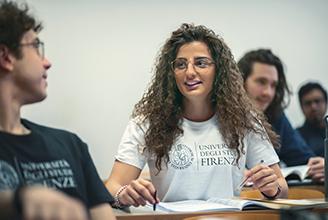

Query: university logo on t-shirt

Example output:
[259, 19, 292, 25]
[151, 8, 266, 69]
[169, 144, 194, 170]
[0, 160, 20, 190]
[0, 159, 77, 190]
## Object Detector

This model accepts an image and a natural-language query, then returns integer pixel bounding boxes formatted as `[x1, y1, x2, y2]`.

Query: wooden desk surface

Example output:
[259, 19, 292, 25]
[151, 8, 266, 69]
[289, 184, 325, 193]
[242, 184, 324, 193]
[115, 209, 280, 220]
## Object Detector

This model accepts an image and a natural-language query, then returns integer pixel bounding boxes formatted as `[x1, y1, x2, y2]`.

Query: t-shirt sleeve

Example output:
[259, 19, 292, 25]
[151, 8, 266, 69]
[115, 119, 148, 170]
[80, 142, 115, 207]
[245, 127, 280, 169]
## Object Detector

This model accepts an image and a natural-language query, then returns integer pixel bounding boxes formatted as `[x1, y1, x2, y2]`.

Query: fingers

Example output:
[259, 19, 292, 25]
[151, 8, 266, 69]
[123, 185, 147, 206]
[257, 180, 278, 193]
[306, 157, 325, 183]
[309, 163, 324, 172]
[22, 187, 88, 220]
[253, 174, 277, 191]
[308, 158, 324, 179]
[67, 199, 88, 220]
[307, 157, 324, 166]
[248, 164, 274, 183]
[311, 171, 325, 182]
[308, 166, 324, 176]
[118, 179, 158, 207]
[308, 159, 324, 171]
[243, 169, 252, 180]
[25, 202, 87, 220]
[248, 164, 279, 195]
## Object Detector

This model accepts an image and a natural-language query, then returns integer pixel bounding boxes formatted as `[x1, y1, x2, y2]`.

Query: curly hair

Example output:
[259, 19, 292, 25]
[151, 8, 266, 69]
[133, 24, 280, 172]
[237, 49, 292, 123]
[0, 0, 42, 58]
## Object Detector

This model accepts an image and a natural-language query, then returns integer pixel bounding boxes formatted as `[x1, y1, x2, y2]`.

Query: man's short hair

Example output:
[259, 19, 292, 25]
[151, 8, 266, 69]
[298, 81, 328, 105]
[0, 0, 42, 58]
[237, 49, 292, 122]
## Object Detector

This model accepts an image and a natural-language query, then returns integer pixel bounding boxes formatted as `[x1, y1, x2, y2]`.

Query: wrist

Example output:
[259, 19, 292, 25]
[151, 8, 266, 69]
[113, 185, 129, 208]
[261, 183, 281, 200]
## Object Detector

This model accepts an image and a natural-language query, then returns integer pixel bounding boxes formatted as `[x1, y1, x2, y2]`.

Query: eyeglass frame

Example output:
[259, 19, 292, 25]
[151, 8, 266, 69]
[302, 97, 326, 107]
[18, 39, 45, 59]
[170, 57, 216, 73]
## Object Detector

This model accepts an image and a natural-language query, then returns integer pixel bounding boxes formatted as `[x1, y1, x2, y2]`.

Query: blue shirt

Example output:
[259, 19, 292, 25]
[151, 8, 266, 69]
[271, 113, 315, 166]
[297, 120, 325, 157]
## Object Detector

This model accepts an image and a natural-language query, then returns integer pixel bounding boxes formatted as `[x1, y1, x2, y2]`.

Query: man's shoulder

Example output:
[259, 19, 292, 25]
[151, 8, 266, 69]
[22, 119, 80, 141]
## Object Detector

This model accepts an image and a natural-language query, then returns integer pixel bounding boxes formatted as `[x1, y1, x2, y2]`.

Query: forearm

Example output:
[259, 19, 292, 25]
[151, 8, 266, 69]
[0, 190, 15, 220]
[105, 178, 125, 197]
[90, 204, 116, 220]
[105, 161, 142, 196]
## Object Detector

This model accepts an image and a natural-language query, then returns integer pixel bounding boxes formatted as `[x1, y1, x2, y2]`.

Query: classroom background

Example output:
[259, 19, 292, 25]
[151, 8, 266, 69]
[22, 0, 328, 178]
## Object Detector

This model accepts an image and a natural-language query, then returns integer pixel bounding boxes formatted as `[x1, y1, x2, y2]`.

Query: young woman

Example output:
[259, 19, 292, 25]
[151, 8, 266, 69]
[105, 24, 288, 208]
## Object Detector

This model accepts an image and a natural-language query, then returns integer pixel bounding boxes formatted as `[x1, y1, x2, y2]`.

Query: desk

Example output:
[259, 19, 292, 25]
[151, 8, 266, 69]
[114, 184, 326, 220]
[287, 183, 324, 193]
[115, 209, 280, 220]
[242, 183, 324, 192]
[115, 207, 328, 220]
[241, 184, 325, 199]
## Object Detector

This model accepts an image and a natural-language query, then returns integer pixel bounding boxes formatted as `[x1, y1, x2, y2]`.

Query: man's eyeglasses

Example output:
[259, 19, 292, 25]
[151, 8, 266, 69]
[171, 57, 215, 73]
[19, 39, 45, 59]
[302, 98, 325, 107]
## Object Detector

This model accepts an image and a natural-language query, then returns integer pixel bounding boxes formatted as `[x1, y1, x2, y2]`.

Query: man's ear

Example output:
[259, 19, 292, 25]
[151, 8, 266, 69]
[0, 45, 15, 72]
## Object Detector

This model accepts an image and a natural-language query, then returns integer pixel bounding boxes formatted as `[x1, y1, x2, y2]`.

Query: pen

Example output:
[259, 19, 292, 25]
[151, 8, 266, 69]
[153, 190, 157, 211]
[236, 160, 264, 190]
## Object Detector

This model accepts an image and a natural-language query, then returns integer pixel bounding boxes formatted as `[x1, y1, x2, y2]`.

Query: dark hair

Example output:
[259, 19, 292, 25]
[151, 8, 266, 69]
[133, 24, 279, 172]
[237, 49, 292, 122]
[298, 81, 327, 105]
[0, 0, 42, 58]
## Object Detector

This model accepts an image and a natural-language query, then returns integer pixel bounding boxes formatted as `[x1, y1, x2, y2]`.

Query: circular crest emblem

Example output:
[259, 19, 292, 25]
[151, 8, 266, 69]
[169, 144, 194, 169]
[0, 160, 20, 190]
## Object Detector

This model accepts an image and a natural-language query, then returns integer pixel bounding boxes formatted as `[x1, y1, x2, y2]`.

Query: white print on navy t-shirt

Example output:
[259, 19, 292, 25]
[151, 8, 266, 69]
[20, 159, 77, 189]
[0, 159, 77, 190]
[198, 143, 238, 167]
[169, 144, 194, 169]
[0, 160, 19, 190]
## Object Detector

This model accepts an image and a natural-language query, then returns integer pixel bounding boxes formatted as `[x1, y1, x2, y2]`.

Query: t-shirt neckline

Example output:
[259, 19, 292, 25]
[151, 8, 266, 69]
[0, 119, 34, 139]
[182, 114, 217, 129]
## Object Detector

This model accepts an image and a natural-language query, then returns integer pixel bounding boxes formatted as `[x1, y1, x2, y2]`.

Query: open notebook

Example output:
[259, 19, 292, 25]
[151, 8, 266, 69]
[148, 198, 328, 212]
[281, 165, 310, 181]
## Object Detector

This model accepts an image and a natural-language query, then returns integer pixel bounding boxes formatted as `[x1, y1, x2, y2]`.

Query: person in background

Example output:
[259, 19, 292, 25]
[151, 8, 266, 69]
[105, 23, 288, 208]
[238, 49, 324, 182]
[297, 82, 327, 157]
[0, 1, 116, 219]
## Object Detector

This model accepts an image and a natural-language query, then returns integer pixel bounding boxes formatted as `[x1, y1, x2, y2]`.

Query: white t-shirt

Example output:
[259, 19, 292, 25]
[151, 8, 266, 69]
[115, 115, 279, 202]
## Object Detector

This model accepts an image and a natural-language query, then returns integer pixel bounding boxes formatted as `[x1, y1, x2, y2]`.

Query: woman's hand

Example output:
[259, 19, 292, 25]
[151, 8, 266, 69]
[245, 163, 280, 197]
[118, 179, 159, 207]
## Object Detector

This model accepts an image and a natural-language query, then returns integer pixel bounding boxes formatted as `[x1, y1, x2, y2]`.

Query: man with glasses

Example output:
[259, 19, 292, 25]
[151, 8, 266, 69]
[297, 82, 328, 157]
[0, 1, 115, 219]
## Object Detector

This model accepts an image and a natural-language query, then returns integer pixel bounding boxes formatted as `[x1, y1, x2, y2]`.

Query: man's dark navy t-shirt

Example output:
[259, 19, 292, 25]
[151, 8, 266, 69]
[0, 119, 114, 208]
